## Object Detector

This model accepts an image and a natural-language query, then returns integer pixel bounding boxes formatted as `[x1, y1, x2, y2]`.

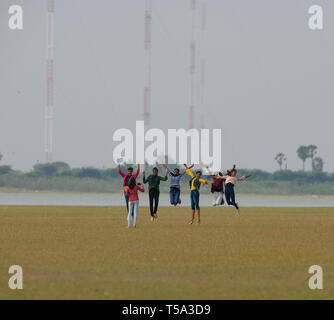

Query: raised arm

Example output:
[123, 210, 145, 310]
[160, 166, 168, 181]
[133, 163, 140, 178]
[162, 163, 173, 177]
[184, 164, 194, 177]
[206, 166, 213, 176]
[142, 171, 148, 184]
[117, 164, 126, 177]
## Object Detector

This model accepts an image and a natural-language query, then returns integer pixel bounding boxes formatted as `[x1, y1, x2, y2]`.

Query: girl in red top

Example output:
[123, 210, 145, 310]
[124, 177, 144, 228]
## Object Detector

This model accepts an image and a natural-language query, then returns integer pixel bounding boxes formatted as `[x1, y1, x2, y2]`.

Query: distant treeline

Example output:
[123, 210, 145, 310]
[1, 162, 334, 183]
[236, 168, 334, 183]
[0, 162, 333, 195]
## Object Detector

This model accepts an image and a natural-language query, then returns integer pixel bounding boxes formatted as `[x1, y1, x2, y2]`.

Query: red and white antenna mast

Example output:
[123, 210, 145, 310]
[199, 0, 206, 128]
[189, 0, 196, 129]
[45, 0, 55, 163]
[143, 0, 151, 126]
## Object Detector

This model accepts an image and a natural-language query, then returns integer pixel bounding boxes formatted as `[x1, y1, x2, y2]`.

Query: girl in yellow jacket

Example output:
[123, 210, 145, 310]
[184, 164, 210, 225]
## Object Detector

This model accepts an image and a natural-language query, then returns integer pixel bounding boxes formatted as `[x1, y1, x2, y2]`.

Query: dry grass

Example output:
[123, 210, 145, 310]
[0, 205, 334, 300]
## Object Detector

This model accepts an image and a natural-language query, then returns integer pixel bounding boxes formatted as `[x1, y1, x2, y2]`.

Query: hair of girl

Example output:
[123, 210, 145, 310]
[128, 176, 136, 190]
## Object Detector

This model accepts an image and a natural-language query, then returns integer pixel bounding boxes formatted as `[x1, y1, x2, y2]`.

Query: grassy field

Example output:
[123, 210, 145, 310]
[0, 206, 334, 300]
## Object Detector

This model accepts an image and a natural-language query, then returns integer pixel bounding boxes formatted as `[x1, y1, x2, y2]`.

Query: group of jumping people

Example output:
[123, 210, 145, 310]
[117, 163, 252, 227]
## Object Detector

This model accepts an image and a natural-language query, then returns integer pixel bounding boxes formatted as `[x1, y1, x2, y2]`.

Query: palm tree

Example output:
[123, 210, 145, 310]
[307, 145, 318, 172]
[275, 153, 286, 171]
[312, 157, 324, 172]
[297, 146, 308, 171]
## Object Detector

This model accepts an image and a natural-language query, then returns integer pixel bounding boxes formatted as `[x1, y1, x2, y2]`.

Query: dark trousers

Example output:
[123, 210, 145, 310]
[224, 183, 239, 210]
[149, 188, 160, 216]
[170, 187, 180, 205]
[190, 189, 200, 210]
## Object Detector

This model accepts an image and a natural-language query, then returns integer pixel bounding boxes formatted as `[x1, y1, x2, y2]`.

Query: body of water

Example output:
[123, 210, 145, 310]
[0, 192, 334, 207]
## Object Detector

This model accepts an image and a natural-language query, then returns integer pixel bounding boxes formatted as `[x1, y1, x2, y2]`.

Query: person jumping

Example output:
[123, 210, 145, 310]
[143, 166, 168, 221]
[162, 163, 191, 206]
[216, 168, 252, 215]
[206, 166, 225, 207]
[118, 163, 140, 215]
[184, 164, 210, 225]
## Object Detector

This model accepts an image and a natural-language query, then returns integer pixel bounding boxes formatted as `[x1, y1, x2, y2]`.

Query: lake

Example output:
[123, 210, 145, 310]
[0, 192, 334, 207]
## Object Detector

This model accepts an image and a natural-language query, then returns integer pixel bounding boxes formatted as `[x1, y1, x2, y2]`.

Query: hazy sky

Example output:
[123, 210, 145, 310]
[1, 0, 333, 172]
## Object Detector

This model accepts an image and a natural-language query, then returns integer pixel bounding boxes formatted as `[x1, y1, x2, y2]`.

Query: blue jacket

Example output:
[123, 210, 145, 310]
[168, 170, 186, 188]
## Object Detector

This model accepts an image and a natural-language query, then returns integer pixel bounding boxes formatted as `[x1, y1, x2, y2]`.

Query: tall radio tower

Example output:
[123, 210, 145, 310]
[189, 0, 196, 129]
[45, 0, 54, 163]
[143, 0, 151, 126]
[199, 0, 206, 128]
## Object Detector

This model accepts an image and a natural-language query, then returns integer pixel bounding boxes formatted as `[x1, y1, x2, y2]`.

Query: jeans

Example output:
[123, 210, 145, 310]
[224, 183, 239, 210]
[124, 191, 129, 212]
[128, 200, 139, 227]
[190, 189, 200, 210]
[170, 187, 180, 205]
[149, 188, 160, 216]
[124, 191, 133, 216]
